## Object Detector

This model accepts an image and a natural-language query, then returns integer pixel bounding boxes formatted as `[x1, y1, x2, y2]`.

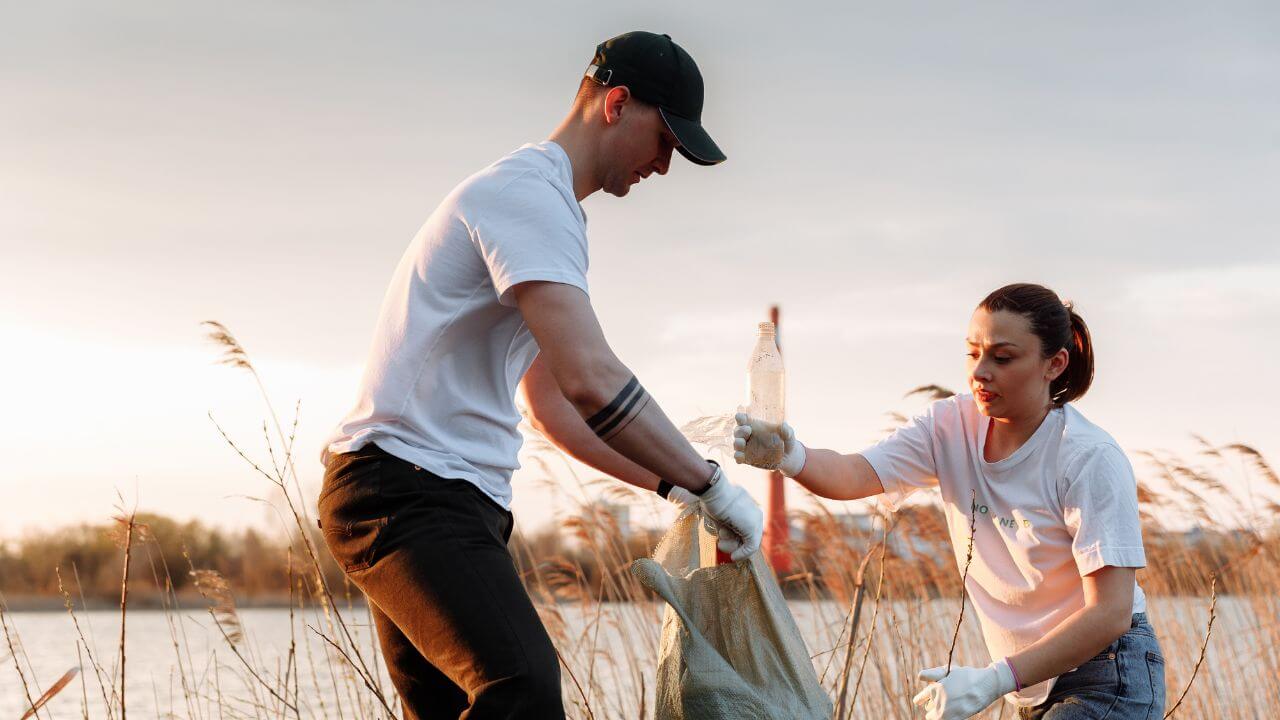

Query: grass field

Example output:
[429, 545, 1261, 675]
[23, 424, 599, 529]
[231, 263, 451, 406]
[2, 324, 1275, 719]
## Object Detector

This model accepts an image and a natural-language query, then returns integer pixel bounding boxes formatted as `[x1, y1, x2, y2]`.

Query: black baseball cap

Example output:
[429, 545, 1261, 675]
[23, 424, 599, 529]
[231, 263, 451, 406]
[584, 31, 726, 166]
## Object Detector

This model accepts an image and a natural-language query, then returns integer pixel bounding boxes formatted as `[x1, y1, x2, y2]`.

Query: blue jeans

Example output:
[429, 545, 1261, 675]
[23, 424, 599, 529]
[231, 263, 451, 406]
[1018, 613, 1165, 719]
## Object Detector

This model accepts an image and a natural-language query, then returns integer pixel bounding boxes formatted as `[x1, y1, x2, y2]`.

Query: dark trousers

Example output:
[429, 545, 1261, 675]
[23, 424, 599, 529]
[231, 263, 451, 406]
[318, 443, 564, 719]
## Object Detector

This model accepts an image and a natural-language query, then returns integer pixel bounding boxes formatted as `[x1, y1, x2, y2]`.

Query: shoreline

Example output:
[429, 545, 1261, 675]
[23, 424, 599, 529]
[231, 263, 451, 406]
[0, 593, 318, 613]
[0, 589, 1243, 613]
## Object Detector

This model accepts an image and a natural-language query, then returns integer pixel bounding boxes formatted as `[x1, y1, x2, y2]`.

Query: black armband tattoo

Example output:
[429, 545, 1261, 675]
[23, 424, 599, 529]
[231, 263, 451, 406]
[586, 375, 651, 442]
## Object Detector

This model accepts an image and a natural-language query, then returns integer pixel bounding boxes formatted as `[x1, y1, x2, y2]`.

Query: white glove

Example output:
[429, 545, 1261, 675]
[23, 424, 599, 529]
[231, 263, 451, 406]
[663, 484, 698, 509]
[912, 660, 1017, 720]
[732, 412, 807, 477]
[697, 465, 763, 562]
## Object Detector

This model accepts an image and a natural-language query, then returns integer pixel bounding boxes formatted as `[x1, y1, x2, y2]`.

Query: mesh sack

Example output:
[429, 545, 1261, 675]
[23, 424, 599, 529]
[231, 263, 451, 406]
[630, 507, 833, 720]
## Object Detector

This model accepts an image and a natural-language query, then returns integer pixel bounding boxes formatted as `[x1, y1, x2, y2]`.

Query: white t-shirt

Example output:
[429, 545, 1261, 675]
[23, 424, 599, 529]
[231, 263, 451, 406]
[861, 394, 1147, 707]
[322, 141, 588, 509]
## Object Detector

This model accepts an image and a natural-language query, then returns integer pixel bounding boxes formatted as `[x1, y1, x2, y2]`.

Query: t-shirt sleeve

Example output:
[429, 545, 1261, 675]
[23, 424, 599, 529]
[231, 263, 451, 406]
[471, 172, 589, 307]
[860, 405, 941, 511]
[1060, 444, 1147, 576]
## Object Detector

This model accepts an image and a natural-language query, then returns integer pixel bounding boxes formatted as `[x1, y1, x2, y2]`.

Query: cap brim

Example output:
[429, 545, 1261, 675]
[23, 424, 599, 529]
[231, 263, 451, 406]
[659, 107, 726, 166]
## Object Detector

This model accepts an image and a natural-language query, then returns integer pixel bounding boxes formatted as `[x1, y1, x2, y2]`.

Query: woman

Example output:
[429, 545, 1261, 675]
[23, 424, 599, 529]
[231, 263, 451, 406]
[734, 283, 1164, 720]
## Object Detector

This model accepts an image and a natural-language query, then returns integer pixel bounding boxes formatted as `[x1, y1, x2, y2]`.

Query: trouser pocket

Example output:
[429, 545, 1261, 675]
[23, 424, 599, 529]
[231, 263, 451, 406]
[318, 452, 390, 573]
[323, 516, 389, 573]
[1144, 650, 1166, 720]
[1060, 638, 1123, 694]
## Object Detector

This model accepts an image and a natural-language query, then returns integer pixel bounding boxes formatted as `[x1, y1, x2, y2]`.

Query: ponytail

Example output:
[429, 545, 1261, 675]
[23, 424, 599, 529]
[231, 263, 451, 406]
[979, 284, 1095, 407]
[1051, 304, 1094, 406]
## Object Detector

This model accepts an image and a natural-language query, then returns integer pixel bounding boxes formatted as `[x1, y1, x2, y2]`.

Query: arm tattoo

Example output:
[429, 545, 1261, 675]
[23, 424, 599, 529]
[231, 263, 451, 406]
[586, 375, 651, 442]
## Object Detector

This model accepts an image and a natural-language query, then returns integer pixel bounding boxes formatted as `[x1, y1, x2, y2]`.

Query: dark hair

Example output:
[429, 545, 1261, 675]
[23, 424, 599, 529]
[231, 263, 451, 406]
[978, 283, 1094, 406]
[574, 76, 605, 104]
[573, 77, 653, 111]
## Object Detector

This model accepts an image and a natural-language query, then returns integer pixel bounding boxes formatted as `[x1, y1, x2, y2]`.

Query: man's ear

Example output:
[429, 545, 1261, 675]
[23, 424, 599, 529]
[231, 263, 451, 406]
[602, 85, 631, 125]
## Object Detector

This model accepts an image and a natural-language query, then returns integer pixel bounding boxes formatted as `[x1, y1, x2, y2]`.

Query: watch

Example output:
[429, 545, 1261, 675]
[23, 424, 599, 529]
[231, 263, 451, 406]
[692, 459, 721, 496]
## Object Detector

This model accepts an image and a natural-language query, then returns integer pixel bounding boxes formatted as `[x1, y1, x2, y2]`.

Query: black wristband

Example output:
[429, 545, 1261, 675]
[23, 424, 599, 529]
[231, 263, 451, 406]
[656, 479, 674, 499]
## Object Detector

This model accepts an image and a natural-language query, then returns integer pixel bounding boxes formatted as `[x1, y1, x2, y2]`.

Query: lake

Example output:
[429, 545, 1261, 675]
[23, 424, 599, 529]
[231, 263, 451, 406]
[1, 597, 1262, 718]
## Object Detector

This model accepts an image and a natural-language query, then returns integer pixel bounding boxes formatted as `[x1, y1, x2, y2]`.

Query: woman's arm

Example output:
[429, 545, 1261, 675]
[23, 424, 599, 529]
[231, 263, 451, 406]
[518, 354, 660, 493]
[1007, 445, 1147, 685]
[736, 408, 941, 504]
[912, 565, 1136, 718]
[1006, 565, 1136, 687]
[792, 449, 885, 501]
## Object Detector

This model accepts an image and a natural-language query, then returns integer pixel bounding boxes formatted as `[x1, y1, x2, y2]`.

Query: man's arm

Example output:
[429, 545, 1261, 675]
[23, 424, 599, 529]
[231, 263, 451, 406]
[519, 354, 661, 493]
[511, 281, 714, 492]
[512, 281, 762, 560]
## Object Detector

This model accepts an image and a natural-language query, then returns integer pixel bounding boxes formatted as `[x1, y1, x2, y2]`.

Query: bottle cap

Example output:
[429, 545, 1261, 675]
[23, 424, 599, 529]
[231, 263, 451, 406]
[757, 321, 775, 335]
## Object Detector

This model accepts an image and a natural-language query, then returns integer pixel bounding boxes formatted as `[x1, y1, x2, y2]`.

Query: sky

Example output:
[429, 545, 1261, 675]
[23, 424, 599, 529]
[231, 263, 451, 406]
[3, 1, 1278, 539]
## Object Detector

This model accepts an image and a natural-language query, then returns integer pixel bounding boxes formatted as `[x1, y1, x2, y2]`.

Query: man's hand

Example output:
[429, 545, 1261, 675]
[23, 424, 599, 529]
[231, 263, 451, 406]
[664, 484, 698, 509]
[912, 660, 1016, 720]
[732, 413, 807, 477]
[697, 465, 763, 561]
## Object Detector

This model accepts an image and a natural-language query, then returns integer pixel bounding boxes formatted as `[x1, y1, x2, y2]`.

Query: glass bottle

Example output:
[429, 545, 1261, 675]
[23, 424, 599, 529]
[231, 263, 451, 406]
[744, 322, 786, 468]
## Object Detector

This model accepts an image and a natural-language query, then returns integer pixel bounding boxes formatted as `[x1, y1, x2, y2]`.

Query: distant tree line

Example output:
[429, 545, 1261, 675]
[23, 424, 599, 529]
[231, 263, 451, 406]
[1, 504, 1274, 608]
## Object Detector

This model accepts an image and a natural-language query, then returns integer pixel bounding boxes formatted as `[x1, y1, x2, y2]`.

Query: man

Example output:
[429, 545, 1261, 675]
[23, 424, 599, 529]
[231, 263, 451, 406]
[318, 31, 763, 719]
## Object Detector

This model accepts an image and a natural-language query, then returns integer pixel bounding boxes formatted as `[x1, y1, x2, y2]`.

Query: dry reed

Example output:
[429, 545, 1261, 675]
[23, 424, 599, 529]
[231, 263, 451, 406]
[3, 328, 1276, 719]
[946, 489, 978, 675]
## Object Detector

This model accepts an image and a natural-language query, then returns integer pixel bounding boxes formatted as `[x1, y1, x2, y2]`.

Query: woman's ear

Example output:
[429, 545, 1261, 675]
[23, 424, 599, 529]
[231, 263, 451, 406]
[1045, 348, 1069, 383]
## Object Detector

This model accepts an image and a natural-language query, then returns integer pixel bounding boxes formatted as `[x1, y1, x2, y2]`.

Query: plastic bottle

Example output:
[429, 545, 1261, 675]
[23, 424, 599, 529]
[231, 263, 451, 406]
[744, 322, 786, 468]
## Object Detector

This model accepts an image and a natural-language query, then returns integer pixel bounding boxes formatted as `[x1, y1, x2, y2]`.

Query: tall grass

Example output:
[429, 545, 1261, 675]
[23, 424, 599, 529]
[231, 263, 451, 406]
[3, 323, 1277, 719]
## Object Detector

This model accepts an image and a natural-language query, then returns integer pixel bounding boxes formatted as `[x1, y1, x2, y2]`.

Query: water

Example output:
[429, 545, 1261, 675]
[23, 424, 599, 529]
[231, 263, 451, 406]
[0, 604, 394, 718]
[1, 598, 1264, 718]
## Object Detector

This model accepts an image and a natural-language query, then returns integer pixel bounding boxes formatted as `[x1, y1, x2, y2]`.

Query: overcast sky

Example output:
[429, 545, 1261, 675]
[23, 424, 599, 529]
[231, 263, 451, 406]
[3, 1, 1278, 538]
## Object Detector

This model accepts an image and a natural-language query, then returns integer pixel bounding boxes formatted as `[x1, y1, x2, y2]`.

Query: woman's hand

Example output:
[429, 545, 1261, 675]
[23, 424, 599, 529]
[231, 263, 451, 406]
[912, 660, 1016, 720]
[732, 413, 807, 477]
[733, 414, 887, 502]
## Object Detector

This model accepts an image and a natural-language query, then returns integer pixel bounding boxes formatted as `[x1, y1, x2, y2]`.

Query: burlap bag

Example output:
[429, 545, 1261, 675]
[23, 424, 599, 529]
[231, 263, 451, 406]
[630, 507, 833, 720]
